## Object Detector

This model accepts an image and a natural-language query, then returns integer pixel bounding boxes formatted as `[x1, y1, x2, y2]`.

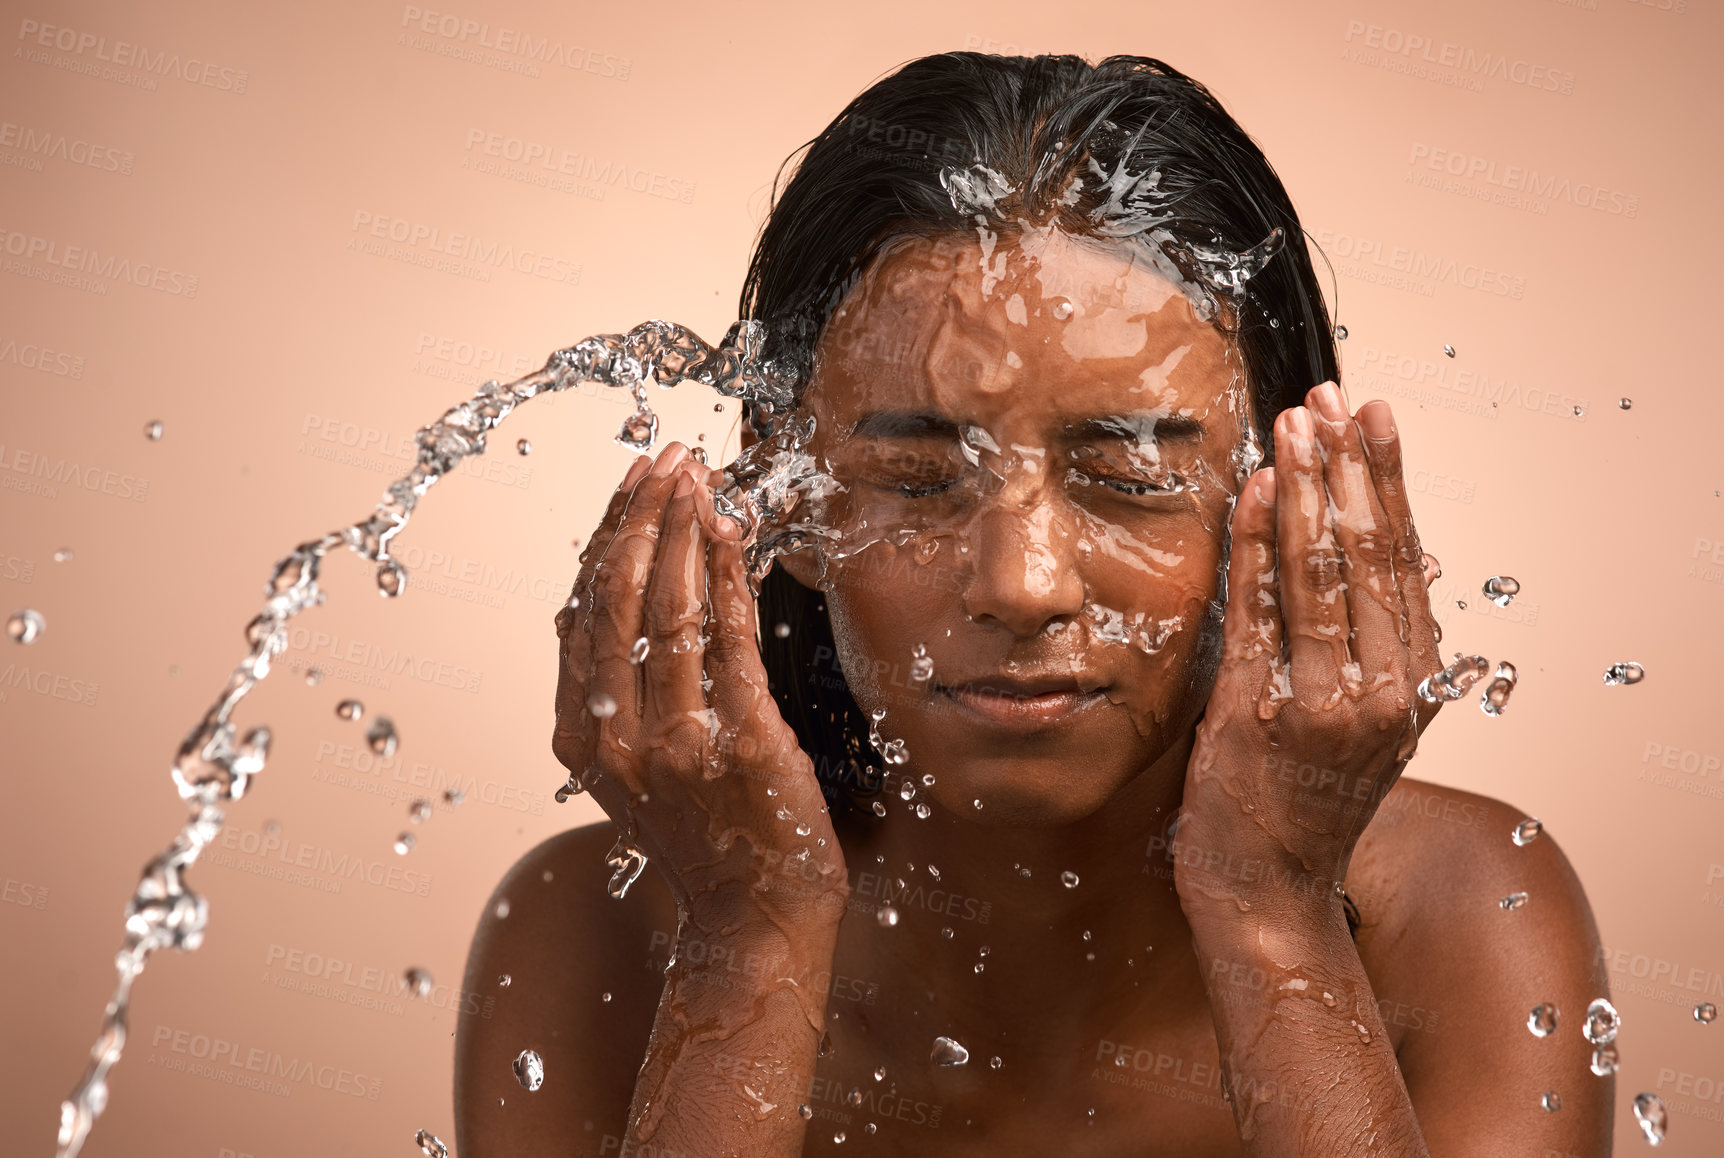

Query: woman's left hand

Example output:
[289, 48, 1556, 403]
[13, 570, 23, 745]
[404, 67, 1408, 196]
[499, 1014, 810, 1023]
[1174, 382, 1446, 922]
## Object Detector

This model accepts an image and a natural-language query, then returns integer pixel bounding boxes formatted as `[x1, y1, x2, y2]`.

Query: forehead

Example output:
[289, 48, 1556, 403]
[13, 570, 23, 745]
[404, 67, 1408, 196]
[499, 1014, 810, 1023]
[811, 229, 1236, 430]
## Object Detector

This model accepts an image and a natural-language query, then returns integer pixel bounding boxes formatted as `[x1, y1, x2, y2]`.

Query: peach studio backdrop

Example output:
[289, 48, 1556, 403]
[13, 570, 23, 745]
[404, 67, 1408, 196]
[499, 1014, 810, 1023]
[2, 0, 1720, 1154]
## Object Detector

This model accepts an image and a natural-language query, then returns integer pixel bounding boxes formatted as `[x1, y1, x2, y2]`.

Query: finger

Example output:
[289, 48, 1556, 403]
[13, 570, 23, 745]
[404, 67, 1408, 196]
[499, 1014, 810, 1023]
[1306, 383, 1400, 691]
[643, 469, 712, 728]
[705, 535, 776, 727]
[1356, 401, 1442, 693]
[553, 452, 653, 788]
[1216, 468, 1291, 722]
[1275, 404, 1353, 708]
[589, 444, 693, 751]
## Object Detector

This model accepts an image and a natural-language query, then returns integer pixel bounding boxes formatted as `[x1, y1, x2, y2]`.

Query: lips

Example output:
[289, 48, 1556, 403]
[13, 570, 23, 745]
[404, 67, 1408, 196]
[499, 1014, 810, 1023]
[936, 675, 1108, 731]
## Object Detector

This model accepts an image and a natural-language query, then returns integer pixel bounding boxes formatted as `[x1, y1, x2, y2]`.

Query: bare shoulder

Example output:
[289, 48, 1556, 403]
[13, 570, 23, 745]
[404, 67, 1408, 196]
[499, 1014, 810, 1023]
[1348, 776, 1613, 1156]
[454, 820, 679, 1158]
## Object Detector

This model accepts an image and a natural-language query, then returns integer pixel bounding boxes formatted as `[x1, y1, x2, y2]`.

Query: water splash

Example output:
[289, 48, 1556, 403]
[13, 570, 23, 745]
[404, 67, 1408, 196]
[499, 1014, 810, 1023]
[605, 832, 648, 900]
[512, 1048, 545, 1091]
[1479, 662, 1517, 717]
[53, 319, 788, 1157]
[930, 1036, 970, 1066]
[1632, 1092, 1667, 1145]
[1603, 661, 1645, 686]
[1417, 654, 1489, 703]
[7, 608, 45, 644]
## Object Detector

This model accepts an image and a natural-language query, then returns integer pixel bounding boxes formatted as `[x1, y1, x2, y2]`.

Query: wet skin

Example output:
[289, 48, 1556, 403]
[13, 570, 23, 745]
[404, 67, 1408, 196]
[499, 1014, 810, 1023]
[455, 234, 1612, 1157]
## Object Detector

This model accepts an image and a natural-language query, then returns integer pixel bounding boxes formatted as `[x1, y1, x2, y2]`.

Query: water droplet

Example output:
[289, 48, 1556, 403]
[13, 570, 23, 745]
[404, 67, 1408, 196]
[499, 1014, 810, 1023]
[973, 798, 984, 810]
[833, 1132, 846, 1144]
[1590, 1045, 1619, 1075]
[1479, 661, 1517, 717]
[989, 1056, 1003, 1069]
[512, 1048, 545, 1091]
[408, 799, 431, 823]
[1541, 1090, 1562, 1112]
[1632, 1092, 1667, 1145]
[871, 801, 887, 817]
[377, 560, 407, 597]
[52, 548, 72, 563]
[1620, 397, 1633, 410]
[1603, 661, 1645, 686]
[898, 780, 915, 802]
[404, 967, 433, 997]
[443, 788, 464, 806]
[1512, 817, 1543, 846]
[930, 1036, 969, 1066]
[627, 636, 651, 665]
[516, 439, 532, 455]
[1456, 600, 1468, 610]
[1417, 654, 1489, 703]
[366, 716, 398, 757]
[876, 904, 899, 928]
[586, 692, 618, 718]
[941, 927, 954, 940]
[795, 822, 813, 837]
[1697, 1002, 1718, 1025]
[973, 962, 985, 973]
[304, 667, 323, 686]
[1483, 575, 1519, 606]
[1501, 891, 1529, 911]
[494, 899, 511, 919]
[601, 991, 611, 1002]
[874, 1065, 887, 1081]
[6, 609, 44, 644]
[1573, 404, 1585, 417]
[1443, 344, 1456, 358]
[865, 1123, 877, 1135]
[1334, 324, 1348, 340]
[336, 699, 363, 721]
[1583, 998, 1620, 1045]
[414, 1128, 449, 1158]
[144, 420, 163, 440]
[604, 835, 648, 899]
[1053, 301, 1074, 320]
[394, 833, 416, 855]
[909, 642, 934, 683]
[844, 1085, 861, 1105]
[797, 1104, 813, 1120]
[1527, 1002, 1559, 1037]
[1061, 871, 1080, 889]
[498, 974, 511, 987]
[914, 803, 931, 819]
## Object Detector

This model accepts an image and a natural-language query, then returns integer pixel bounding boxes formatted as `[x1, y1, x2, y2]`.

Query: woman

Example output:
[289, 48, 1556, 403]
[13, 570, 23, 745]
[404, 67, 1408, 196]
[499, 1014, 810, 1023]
[455, 53, 1610, 1156]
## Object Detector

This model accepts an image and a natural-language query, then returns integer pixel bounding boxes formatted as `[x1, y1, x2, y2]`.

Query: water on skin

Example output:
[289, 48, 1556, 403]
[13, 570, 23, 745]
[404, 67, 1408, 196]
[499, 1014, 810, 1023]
[1512, 817, 1543, 846]
[513, 1049, 545, 1092]
[1583, 998, 1620, 1045]
[1527, 1003, 1559, 1037]
[53, 320, 794, 1157]
[930, 1036, 970, 1066]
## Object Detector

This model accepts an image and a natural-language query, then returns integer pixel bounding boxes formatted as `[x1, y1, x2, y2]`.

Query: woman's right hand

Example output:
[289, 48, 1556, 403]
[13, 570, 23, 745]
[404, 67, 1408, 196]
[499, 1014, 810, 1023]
[552, 442, 850, 941]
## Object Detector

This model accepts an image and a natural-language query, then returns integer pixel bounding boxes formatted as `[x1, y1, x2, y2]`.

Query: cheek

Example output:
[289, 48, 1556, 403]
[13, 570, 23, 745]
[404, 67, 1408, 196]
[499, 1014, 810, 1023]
[822, 546, 962, 706]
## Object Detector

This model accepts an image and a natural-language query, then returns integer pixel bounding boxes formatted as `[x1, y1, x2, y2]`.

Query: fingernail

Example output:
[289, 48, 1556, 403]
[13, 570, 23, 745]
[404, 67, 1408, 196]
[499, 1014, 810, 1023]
[1255, 468, 1277, 504]
[650, 444, 688, 476]
[1359, 401, 1395, 440]
[621, 455, 651, 489]
[1286, 407, 1313, 438]
[1312, 382, 1345, 422]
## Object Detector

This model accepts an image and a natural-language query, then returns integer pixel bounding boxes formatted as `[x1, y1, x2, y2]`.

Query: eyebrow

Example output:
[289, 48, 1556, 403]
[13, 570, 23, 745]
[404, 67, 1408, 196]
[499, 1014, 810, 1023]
[849, 411, 961, 440]
[1066, 414, 1208, 443]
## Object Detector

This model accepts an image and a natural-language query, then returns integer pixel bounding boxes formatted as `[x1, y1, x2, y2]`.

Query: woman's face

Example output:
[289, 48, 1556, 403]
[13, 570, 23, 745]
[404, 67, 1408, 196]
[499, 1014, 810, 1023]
[787, 227, 1254, 826]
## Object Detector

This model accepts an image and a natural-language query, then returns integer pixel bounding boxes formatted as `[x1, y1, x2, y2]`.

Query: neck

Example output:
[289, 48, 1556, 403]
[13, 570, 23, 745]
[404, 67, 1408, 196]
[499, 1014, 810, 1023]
[836, 728, 1201, 1063]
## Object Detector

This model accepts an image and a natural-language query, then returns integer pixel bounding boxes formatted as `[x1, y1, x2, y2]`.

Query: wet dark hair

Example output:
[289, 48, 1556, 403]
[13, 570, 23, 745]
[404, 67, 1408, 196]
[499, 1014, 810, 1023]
[741, 53, 1348, 923]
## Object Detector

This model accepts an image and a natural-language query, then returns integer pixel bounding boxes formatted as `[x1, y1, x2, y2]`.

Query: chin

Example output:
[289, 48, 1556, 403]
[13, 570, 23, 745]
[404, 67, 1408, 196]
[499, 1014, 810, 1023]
[919, 758, 1136, 828]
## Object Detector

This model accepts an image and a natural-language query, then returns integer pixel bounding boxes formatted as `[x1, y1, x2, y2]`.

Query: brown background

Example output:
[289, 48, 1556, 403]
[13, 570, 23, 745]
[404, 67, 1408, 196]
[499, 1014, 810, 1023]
[2, 0, 1721, 1153]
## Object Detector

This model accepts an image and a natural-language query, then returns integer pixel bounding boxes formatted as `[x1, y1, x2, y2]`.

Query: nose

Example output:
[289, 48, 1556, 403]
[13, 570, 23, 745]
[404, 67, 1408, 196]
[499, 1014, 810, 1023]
[959, 495, 1086, 638]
